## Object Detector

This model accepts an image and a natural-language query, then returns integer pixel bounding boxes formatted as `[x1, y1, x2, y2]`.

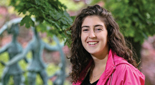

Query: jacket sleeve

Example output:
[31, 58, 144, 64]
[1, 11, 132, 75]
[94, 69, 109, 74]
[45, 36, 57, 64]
[118, 64, 145, 85]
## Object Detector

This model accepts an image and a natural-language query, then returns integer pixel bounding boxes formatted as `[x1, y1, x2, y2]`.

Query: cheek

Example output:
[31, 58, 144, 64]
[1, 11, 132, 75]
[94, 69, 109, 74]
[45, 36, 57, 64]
[81, 33, 86, 41]
[81, 34, 86, 46]
[81, 37, 84, 45]
[81, 33, 83, 40]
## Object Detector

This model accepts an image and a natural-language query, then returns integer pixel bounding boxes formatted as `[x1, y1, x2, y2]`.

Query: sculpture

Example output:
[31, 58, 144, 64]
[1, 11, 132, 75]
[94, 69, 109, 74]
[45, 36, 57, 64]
[49, 36, 66, 85]
[0, 19, 28, 85]
[5, 23, 62, 85]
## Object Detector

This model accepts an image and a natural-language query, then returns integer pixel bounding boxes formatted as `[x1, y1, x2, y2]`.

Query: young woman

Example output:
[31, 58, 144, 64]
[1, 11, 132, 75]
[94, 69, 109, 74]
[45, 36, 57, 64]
[69, 5, 145, 85]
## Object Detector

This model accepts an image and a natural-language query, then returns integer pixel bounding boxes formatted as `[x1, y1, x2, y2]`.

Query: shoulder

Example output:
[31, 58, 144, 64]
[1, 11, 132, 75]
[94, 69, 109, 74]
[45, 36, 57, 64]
[115, 62, 144, 77]
[113, 59, 145, 85]
[113, 55, 143, 76]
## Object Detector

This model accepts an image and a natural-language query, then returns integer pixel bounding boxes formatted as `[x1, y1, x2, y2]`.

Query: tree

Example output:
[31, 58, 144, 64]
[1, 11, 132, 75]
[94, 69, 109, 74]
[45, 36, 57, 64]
[90, 0, 155, 62]
[91, 0, 155, 43]
[9, 0, 73, 40]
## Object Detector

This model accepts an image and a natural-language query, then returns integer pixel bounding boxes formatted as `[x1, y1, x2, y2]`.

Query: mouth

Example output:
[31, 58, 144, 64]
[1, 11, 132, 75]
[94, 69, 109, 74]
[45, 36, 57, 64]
[87, 41, 99, 46]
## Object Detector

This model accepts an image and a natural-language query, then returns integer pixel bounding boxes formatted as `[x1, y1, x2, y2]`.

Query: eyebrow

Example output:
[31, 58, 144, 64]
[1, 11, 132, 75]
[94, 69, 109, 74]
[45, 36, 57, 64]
[81, 24, 103, 28]
[81, 26, 89, 28]
[94, 25, 103, 28]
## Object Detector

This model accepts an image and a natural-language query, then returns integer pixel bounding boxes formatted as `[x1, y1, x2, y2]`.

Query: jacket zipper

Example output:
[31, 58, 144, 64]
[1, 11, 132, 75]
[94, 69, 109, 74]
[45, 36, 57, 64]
[110, 66, 116, 85]
[110, 73, 113, 85]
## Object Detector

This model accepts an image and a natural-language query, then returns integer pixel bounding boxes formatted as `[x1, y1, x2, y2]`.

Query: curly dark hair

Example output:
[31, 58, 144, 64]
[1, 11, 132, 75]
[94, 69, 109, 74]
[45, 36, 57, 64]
[69, 4, 137, 83]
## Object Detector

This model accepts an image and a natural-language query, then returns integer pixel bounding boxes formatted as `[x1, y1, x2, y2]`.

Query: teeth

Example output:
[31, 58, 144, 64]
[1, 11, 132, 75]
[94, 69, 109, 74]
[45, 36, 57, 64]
[88, 42, 98, 45]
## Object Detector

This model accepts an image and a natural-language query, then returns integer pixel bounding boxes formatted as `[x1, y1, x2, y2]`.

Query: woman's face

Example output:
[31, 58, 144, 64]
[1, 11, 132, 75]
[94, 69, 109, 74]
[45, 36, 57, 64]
[81, 15, 109, 58]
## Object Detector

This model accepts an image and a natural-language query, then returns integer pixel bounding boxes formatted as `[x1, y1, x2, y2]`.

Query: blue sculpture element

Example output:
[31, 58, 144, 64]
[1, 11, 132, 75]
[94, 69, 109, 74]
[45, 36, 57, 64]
[0, 19, 28, 85]
[6, 25, 63, 85]
[49, 36, 66, 85]
[1, 18, 66, 85]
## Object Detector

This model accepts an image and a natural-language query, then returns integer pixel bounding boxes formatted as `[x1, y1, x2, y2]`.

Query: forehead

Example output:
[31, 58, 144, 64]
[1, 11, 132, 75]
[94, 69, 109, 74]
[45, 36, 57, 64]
[82, 15, 105, 27]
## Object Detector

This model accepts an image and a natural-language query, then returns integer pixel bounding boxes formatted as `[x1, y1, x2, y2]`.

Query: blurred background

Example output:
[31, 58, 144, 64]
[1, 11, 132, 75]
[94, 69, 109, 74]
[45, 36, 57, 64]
[0, 0, 155, 85]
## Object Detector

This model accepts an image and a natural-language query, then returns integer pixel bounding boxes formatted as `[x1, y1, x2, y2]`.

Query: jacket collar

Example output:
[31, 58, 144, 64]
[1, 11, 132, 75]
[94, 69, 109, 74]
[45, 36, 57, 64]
[74, 49, 116, 85]
[97, 49, 116, 84]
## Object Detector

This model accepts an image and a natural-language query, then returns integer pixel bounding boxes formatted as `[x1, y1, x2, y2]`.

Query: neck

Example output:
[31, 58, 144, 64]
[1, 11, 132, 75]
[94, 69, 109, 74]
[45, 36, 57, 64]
[33, 34, 40, 41]
[89, 53, 108, 83]
[91, 48, 109, 68]
[92, 54, 108, 69]
[89, 48, 109, 83]
[12, 35, 17, 43]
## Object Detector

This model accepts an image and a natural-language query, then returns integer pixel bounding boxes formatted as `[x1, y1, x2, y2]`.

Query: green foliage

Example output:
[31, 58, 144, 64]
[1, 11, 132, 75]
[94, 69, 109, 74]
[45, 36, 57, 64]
[90, 0, 102, 5]
[9, 0, 73, 40]
[91, 0, 155, 44]
[20, 15, 35, 28]
[60, 0, 85, 11]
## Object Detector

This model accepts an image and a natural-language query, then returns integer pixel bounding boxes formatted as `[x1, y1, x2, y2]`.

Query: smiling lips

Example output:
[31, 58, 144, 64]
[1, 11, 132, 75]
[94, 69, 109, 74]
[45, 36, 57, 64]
[87, 41, 99, 46]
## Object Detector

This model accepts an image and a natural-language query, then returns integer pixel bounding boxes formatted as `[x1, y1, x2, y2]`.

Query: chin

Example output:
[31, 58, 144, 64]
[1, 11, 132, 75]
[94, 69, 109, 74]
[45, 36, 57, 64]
[88, 51, 98, 55]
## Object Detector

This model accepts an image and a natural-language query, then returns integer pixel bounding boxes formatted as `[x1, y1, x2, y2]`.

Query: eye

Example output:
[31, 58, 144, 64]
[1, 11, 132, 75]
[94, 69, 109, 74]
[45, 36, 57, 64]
[97, 28, 102, 30]
[82, 28, 89, 32]
[95, 27, 102, 32]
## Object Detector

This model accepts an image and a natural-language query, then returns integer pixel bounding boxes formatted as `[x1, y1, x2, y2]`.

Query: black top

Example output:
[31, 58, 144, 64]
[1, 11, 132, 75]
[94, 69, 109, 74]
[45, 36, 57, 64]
[81, 71, 99, 85]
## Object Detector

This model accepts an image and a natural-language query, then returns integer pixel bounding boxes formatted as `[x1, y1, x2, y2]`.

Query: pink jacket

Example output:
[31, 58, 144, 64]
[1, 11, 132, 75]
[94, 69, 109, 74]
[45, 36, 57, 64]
[73, 49, 145, 85]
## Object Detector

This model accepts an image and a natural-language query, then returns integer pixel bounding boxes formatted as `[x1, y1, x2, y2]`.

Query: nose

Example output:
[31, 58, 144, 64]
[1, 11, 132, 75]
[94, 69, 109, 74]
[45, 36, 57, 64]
[89, 30, 96, 38]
